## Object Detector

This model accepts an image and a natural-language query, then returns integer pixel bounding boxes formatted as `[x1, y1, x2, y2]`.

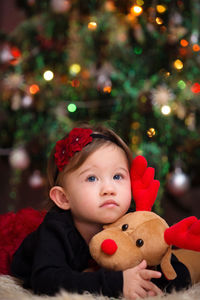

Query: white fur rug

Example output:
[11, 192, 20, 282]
[1, 275, 200, 300]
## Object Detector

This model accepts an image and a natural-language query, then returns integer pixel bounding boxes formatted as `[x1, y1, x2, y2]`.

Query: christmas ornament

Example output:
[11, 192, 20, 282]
[167, 167, 190, 197]
[174, 103, 186, 120]
[21, 95, 33, 108]
[3, 74, 24, 90]
[11, 93, 21, 111]
[185, 113, 196, 131]
[147, 128, 156, 138]
[97, 74, 112, 92]
[29, 170, 44, 188]
[151, 85, 174, 107]
[0, 45, 13, 63]
[190, 31, 199, 44]
[9, 147, 30, 170]
[50, 0, 71, 13]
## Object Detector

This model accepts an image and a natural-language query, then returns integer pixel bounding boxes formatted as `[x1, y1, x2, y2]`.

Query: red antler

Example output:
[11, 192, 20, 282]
[131, 156, 160, 211]
[164, 216, 200, 251]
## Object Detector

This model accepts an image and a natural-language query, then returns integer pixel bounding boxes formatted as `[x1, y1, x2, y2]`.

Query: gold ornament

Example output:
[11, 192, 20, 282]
[147, 128, 156, 138]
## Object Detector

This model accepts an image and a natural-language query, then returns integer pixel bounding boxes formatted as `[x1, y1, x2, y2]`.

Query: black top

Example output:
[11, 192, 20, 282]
[11, 206, 191, 296]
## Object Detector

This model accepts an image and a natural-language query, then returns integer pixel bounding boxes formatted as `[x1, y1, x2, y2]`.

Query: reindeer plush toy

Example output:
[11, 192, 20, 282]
[89, 156, 200, 284]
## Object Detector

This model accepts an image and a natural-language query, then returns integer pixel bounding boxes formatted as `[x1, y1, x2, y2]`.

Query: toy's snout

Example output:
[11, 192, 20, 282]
[101, 239, 118, 255]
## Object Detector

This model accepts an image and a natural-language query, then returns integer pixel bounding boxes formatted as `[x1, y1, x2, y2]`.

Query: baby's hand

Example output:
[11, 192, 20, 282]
[123, 260, 162, 300]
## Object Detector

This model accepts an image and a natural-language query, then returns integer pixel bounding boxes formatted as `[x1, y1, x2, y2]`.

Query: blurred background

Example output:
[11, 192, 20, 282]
[0, 0, 200, 225]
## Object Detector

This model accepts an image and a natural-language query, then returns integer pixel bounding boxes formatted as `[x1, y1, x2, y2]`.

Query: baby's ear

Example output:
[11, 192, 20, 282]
[49, 186, 70, 210]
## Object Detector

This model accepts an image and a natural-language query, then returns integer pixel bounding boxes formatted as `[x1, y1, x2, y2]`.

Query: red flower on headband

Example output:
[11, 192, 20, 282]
[54, 128, 93, 171]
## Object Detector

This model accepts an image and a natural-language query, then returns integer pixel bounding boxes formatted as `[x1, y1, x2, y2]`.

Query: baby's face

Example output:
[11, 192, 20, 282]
[63, 144, 131, 226]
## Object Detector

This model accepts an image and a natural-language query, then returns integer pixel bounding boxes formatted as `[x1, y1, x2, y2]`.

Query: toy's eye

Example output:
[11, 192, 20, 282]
[122, 224, 128, 231]
[136, 239, 144, 247]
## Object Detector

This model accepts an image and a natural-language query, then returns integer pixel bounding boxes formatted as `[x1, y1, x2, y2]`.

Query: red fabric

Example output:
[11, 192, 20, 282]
[131, 156, 160, 211]
[164, 216, 200, 251]
[0, 208, 46, 275]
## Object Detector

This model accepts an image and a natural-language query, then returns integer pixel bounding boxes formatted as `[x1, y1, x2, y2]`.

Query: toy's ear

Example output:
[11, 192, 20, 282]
[160, 247, 177, 280]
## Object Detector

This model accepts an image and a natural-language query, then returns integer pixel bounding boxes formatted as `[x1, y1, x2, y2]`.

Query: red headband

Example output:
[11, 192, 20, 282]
[54, 128, 120, 171]
[54, 128, 93, 171]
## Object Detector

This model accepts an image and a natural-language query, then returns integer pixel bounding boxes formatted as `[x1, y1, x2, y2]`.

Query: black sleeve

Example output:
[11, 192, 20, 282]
[30, 220, 123, 297]
[152, 254, 191, 293]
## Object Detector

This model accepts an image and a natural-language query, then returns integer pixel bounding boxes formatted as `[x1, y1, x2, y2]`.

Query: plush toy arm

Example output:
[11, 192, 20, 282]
[164, 216, 200, 251]
[131, 156, 160, 211]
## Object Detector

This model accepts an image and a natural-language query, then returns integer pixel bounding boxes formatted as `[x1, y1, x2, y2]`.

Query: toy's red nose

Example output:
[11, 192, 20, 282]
[101, 239, 118, 255]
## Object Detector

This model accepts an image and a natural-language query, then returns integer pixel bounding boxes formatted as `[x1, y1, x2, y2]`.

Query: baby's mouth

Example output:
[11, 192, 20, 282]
[100, 200, 119, 207]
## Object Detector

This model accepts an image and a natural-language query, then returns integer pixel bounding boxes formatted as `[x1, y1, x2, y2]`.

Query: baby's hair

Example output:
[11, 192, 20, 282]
[46, 124, 132, 208]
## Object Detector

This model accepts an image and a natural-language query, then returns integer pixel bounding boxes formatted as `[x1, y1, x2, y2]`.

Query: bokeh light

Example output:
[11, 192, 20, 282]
[88, 21, 97, 30]
[43, 70, 54, 81]
[130, 5, 143, 16]
[180, 39, 188, 47]
[67, 103, 77, 112]
[69, 64, 81, 75]
[174, 59, 183, 70]
[161, 105, 171, 115]
[156, 5, 166, 13]
[29, 84, 40, 94]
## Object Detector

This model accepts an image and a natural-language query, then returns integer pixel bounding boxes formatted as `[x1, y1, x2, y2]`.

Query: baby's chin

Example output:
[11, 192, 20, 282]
[100, 214, 124, 225]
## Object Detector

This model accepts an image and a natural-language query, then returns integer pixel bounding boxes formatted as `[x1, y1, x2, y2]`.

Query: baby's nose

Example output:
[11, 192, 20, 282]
[101, 239, 118, 255]
[100, 181, 116, 196]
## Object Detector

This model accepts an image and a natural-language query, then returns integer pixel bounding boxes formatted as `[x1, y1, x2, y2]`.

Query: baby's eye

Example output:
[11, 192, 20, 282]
[87, 175, 97, 182]
[113, 174, 122, 180]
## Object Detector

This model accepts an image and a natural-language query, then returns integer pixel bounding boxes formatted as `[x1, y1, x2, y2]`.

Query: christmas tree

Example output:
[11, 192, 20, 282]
[0, 0, 200, 214]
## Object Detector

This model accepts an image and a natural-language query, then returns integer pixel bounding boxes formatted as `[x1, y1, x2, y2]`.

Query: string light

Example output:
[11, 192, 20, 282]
[130, 5, 143, 16]
[147, 128, 156, 138]
[173, 59, 183, 70]
[156, 17, 163, 25]
[134, 47, 143, 54]
[191, 83, 200, 93]
[131, 121, 140, 130]
[165, 71, 170, 78]
[29, 84, 40, 94]
[177, 80, 186, 89]
[88, 21, 97, 31]
[69, 64, 81, 75]
[161, 105, 171, 115]
[132, 135, 140, 144]
[156, 5, 166, 13]
[43, 70, 54, 81]
[103, 86, 112, 93]
[10, 47, 21, 58]
[67, 103, 77, 112]
[192, 44, 200, 52]
[180, 39, 188, 47]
